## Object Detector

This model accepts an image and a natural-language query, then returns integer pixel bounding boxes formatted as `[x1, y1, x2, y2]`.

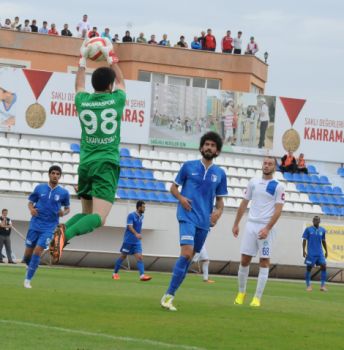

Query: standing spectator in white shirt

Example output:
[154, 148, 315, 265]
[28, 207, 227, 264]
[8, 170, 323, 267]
[233, 31, 243, 54]
[245, 36, 259, 55]
[76, 14, 91, 38]
[2, 19, 12, 29]
[257, 97, 269, 148]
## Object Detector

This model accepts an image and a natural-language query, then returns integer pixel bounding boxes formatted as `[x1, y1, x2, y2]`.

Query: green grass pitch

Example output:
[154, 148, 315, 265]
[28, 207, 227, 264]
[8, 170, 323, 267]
[0, 265, 343, 350]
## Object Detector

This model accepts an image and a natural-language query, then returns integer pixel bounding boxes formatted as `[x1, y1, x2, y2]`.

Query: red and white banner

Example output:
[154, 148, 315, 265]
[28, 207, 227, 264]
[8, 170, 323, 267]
[0, 67, 151, 144]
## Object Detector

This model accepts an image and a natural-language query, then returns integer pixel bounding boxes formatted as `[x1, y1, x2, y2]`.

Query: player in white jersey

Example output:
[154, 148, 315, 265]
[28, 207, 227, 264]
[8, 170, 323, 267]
[232, 157, 285, 307]
[192, 245, 215, 283]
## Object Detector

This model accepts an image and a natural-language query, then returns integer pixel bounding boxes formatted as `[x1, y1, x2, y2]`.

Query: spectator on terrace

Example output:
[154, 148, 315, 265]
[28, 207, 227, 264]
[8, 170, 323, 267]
[2, 19, 12, 29]
[88, 26, 99, 38]
[221, 30, 233, 53]
[176, 35, 188, 48]
[158, 34, 170, 46]
[101, 28, 111, 40]
[280, 151, 297, 173]
[122, 30, 133, 42]
[204, 28, 216, 51]
[38, 21, 49, 34]
[30, 19, 38, 33]
[48, 23, 59, 36]
[136, 32, 147, 43]
[61, 24, 73, 37]
[22, 19, 31, 32]
[112, 33, 120, 43]
[297, 153, 308, 174]
[191, 36, 202, 50]
[76, 14, 91, 38]
[233, 31, 243, 54]
[245, 36, 259, 55]
[11, 17, 21, 31]
[148, 34, 158, 45]
[198, 31, 206, 50]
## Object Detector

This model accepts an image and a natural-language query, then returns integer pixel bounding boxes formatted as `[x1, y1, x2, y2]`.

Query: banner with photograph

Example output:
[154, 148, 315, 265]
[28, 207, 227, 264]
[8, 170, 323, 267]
[149, 82, 276, 155]
[0, 67, 151, 144]
[273, 97, 344, 162]
[324, 224, 344, 263]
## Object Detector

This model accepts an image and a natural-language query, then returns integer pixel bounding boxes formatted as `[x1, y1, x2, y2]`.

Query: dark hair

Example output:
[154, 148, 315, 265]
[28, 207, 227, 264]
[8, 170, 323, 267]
[199, 131, 223, 152]
[264, 156, 277, 166]
[49, 165, 62, 174]
[2, 208, 8, 213]
[91, 67, 116, 92]
[136, 200, 145, 209]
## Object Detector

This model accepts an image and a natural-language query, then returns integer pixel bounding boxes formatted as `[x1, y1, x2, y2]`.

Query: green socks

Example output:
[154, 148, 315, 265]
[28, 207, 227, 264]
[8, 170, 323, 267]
[65, 213, 102, 241]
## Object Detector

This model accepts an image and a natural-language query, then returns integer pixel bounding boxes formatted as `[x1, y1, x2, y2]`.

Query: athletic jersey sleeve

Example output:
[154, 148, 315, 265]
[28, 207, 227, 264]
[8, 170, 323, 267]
[28, 185, 40, 204]
[62, 190, 70, 208]
[302, 227, 309, 240]
[243, 179, 254, 200]
[127, 212, 134, 226]
[175, 162, 188, 186]
[275, 183, 285, 204]
[113, 89, 126, 109]
[216, 169, 228, 196]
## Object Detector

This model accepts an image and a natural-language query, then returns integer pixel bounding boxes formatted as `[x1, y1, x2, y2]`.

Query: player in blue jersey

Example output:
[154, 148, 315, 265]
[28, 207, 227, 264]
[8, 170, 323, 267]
[23, 166, 70, 288]
[112, 200, 152, 281]
[302, 216, 328, 292]
[161, 131, 228, 311]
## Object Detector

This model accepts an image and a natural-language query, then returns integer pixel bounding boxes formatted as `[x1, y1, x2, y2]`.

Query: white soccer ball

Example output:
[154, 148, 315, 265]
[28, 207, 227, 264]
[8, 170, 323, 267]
[84, 37, 113, 62]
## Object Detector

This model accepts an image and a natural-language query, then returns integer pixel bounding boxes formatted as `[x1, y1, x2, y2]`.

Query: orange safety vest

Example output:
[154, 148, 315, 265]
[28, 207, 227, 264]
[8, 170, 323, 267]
[285, 155, 294, 167]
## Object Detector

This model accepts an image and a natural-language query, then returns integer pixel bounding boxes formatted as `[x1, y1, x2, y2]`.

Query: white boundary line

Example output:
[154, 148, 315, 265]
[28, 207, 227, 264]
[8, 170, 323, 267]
[0, 319, 206, 350]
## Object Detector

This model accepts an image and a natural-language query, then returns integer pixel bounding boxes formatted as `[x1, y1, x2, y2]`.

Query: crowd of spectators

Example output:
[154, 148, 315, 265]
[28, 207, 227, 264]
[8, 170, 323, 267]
[280, 151, 309, 174]
[0, 15, 261, 56]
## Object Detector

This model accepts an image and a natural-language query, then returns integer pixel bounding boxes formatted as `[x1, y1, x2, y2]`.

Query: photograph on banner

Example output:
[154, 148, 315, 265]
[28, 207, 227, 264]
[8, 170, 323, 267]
[149, 83, 208, 148]
[0, 68, 18, 132]
[149, 82, 276, 152]
[322, 224, 344, 264]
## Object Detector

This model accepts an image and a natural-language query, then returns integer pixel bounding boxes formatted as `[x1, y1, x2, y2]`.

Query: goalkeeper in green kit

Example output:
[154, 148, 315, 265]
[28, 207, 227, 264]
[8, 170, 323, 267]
[50, 41, 126, 263]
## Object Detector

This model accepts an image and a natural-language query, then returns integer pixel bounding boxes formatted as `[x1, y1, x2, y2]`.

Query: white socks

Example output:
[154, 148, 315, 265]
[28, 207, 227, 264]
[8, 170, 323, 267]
[238, 264, 250, 293]
[202, 260, 209, 281]
[255, 267, 269, 299]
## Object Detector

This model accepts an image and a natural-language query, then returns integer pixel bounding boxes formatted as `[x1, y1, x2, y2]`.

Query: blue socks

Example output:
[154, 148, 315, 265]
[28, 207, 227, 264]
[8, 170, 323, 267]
[114, 257, 124, 273]
[167, 256, 190, 296]
[137, 260, 145, 276]
[305, 270, 311, 286]
[320, 269, 327, 286]
[26, 254, 40, 281]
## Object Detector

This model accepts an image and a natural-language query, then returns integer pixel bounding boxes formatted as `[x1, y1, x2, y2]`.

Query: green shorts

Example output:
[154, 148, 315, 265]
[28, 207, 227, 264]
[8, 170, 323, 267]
[78, 161, 120, 204]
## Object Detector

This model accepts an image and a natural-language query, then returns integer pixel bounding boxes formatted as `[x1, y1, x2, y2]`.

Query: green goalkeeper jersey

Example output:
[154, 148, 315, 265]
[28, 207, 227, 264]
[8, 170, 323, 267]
[75, 89, 126, 165]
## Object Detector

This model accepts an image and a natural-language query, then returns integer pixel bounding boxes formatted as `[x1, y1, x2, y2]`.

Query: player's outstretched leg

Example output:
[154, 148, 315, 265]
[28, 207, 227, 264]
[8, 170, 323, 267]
[50, 224, 66, 264]
[305, 265, 312, 291]
[234, 264, 249, 305]
[320, 265, 327, 292]
[250, 266, 269, 307]
[136, 255, 152, 281]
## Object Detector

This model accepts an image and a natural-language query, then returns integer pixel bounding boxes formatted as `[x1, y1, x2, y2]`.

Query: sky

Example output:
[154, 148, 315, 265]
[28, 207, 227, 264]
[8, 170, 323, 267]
[2, 0, 344, 116]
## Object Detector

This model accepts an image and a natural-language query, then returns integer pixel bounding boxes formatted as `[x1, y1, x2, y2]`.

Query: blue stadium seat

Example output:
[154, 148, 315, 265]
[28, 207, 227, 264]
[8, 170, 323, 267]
[155, 181, 167, 192]
[118, 178, 127, 188]
[341, 207, 344, 216]
[117, 189, 129, 199]
[120, 148, 130, 157]
[319, 176, 330, 185]
[120, 168, 130, 178]
[332, 186, 343, 196]
[296, 183, 307, 192]
[135, 179, 146, 189]
[327, 196, 338, 205]
[127, 189, 140, 200]
[126, 179, 138, 189]
[305, 184, 316, 193]
[70, 143, 80, 153]
[337, 196, 344, 205]
[143, 170, 154, 180]
[301, 174, 312, 183]
[283, 172, 293, 181]
[292, 173, 302, 182]
[313, 185, 324, 194]
[131, 158, 142, 168]
[337, 167, 344, 176]
[332, 207, 342, 216]
[120, 158, 132, 168]
[136, 190, 149, 201]
[319, 195, 329, 205]
[321, 206, 333, 215]
[307, 165, 317, 174]
[145, 181, 156, 190]
[147, 191, 159, 202]
[322, 186, 333, 195]
[309, 194, 320, 204]
[310, 175, 320, 184]
[133, 169, 145, 179]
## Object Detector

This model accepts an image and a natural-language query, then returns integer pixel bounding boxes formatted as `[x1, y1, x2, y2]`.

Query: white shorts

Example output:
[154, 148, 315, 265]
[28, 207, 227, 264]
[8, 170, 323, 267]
[240, 221, 276, 258]
[193, 246, 209, 262]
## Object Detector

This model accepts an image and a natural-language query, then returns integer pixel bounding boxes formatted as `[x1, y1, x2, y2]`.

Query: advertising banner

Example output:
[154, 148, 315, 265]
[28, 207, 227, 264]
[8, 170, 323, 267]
[0, 67, 151, 144]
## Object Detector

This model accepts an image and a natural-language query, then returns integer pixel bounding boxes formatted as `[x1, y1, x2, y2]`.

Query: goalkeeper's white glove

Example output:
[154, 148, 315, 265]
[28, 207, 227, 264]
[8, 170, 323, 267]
[100, 46, 119, 65]
[79, 40, 90, 68]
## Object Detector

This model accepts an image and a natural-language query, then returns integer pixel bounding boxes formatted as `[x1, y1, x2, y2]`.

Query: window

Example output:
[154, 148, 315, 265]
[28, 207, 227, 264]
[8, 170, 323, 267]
[192, 78, 206, 88]
[138, 71, 151, 82]
[206, 79, 220, 90]
[250, 84, 263, 94]
[152, 73, 165, 83]
[167, 76, 190, 86]
[0, 58, 30, 68]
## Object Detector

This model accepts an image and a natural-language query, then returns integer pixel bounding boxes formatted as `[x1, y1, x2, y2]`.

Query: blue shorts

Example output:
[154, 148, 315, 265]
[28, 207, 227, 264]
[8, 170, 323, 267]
[179, 221, 209, 253]
[304, 255, 326, 267]
[120, 242, 142, 255]
[25, 229, 53, 249]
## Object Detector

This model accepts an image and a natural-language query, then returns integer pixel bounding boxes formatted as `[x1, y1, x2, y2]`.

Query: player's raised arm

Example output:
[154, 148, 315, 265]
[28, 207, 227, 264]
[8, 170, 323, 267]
[75, 41, 90, 93]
